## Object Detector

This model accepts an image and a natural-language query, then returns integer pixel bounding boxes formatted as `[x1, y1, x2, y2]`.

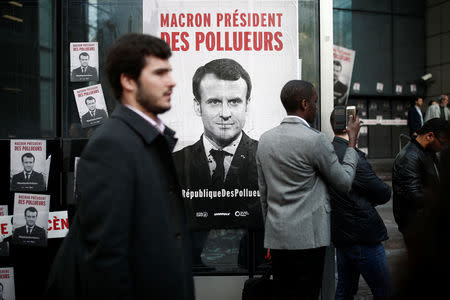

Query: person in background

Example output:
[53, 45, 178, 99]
[407, 97, 423, 137]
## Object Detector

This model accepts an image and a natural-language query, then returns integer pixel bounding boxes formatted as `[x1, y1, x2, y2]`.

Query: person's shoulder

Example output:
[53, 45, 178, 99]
[173, 139, 202, 158]
[11, 172, 21, 179]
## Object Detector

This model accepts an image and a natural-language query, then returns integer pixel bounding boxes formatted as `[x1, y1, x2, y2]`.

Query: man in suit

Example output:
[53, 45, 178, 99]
[12, 207, 47, 247]
[80, 96, 108, 128]
[334, 60, 349, 106]
[71, 52, 98, 82]
[10, 153, 45, 192]
[256, 80, 360, 300]
[46, 34, 194, 300]
[408, 97, 424, 137]
[173, 58, 261, 270]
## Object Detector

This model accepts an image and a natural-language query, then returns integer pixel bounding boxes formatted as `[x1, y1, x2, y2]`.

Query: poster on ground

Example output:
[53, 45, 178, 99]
[12, 193, 50, 247]
[333, 45, 355, 106]
[144, 0, 299, 228]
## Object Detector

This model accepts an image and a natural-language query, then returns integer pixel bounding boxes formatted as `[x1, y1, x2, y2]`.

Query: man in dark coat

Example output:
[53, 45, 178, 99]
[393, 118, 449, 246]
[71, 52, 98, 82]
[329, 110, 392, 299]
[407, 97, 423, 137]
[10, 153, 45, 191]
[333, 60, 349, 106]
[12, 206, 47, 247]
[46, 34, 194, 300]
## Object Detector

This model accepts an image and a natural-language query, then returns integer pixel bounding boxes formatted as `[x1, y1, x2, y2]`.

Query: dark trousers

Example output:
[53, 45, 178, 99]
[271, 247, 326, 300]
[335, 243, 392, 300]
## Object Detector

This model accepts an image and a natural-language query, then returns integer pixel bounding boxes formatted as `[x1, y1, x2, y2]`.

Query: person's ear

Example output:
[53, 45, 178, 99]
[194, 98, 202, 116]
[245, 98, 251, 112]
[425, 132, 434, 142]
[120, 73, 137, 93]
[300, 98, 308, 111]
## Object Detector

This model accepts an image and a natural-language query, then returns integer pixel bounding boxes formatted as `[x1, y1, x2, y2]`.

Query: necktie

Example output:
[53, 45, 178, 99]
[27, 228, 31, 234]
[210, 149, 229, 188]
[26, 173, 30, 181]
[82, 67, 86, 74]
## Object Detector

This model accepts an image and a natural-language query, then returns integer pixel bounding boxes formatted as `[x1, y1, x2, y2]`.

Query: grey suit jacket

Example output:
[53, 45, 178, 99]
[256, 116, 359, 250]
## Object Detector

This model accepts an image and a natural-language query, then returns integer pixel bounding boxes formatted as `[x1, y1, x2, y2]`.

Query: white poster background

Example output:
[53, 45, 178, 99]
[48, 211, 69, 239]
[144, 0, 299, 150]
[0, 216, 13, 239]
[333, 45, 355, 106]
[0, 267, 15, 300]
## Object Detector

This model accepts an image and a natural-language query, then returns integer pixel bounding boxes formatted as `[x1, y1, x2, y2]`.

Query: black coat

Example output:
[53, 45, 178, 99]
[392, 139, 439, 234]
[45, 104, 194, 300]
[71, 65, 98, 82]
[329, 137, 391, 246]
[407, 105, 423, 136]
[80, 108, 108, 128]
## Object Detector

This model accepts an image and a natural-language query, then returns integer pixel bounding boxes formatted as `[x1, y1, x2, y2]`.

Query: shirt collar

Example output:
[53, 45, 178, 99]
[285, 115, 310, 127]
[124, 104, 165, 134]
[202, 132, 243, 156]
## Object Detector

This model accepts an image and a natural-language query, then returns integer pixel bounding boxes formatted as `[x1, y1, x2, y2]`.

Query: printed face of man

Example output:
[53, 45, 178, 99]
[80, 55, 90, 67]
[136, 56, 175, 116]
[25, 210, 37, 227]
[195, 73, 248, 148]
[333, 63, 341, 81]
[22, 156, 35, 173]
[86, 98, 96, 111]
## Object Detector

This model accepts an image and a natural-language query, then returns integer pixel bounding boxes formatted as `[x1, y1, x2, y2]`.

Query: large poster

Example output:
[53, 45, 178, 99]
[333, 45, 355, 106]
[0, 267, 15, 300]
[144, 0, 298, 228]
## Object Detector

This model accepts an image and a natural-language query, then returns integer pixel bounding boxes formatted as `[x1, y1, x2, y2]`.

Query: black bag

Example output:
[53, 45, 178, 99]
[242, 265, 273, 300]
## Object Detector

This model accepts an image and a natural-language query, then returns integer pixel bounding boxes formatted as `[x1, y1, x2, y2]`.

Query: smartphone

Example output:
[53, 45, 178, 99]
[346, 105, 356, 126]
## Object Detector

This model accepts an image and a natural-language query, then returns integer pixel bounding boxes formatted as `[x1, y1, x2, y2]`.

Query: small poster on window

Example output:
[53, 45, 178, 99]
[73, 84, 108, 128]
[333, 45, 356, 106]
[70, 42, 99, 82]
[12, 193, 50, 247]
[10, 140, 48, 192]
[0, 267, 15, 300]
[0, 206, 7, 217]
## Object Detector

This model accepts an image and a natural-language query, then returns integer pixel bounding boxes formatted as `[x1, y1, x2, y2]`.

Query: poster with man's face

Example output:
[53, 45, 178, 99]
[70, 42, 99, 82]
[73, 84, 108, 128]
[0, 210, 11, 257]
[333, 45, 356, 106]
[144, 0, 299, 229]
[12, 193, 50, 247]
[10, 140, 47, 192]
[0, 267, 15, 300]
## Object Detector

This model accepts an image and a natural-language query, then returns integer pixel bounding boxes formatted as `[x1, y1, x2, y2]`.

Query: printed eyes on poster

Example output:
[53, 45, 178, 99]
[12, 193, 50, 248]
[0, 267, 15, 300]
[70, 42, 99, 82]
[10, 140, 50, 193]
[73, 84, 109, 128]
[143, 0, 300, 151]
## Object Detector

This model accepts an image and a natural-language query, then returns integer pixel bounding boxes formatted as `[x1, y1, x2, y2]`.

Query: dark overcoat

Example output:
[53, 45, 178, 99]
[45, 104, 194, 300]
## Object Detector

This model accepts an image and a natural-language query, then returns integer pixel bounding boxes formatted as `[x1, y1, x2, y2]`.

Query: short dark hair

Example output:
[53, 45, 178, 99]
[0, 282, 3, 289]
[24, 206, 38, 216]
[334, 60, 342, 69]
[417, 118, 449, 139]
[439, 94, 448, 103]
[79, 52, 89, 59]
[428, 100, 437, 106]
[105, 33, 172, 100]
[330, 108, 346, 135]
[21, 152, 35, 163]
[85, 96, 96, 105]
[192, 58, 252, 102]
[280, 80, 315, 114]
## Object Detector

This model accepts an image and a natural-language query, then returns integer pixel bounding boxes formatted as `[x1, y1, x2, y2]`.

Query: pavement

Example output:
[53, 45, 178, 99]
[338, 158, 407, 299]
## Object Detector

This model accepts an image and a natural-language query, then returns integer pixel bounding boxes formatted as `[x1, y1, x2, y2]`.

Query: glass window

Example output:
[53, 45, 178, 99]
[334, 0, 391, 13]
[0, 0, 56, 138]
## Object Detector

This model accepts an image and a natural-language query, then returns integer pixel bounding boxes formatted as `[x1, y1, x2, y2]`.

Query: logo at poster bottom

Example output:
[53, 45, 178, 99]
[213, 212, 230, 216]
[235, 211, 249, 217]
[195, 212, 208, 218]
